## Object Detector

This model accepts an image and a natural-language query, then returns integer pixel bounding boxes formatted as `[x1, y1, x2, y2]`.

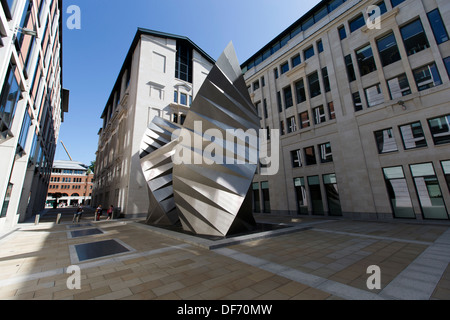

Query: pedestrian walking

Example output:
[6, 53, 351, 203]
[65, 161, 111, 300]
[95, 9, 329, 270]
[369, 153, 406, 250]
[95, 205, 102, 221]
[106, 205, 114, 220]
[73, 205, 84, 223]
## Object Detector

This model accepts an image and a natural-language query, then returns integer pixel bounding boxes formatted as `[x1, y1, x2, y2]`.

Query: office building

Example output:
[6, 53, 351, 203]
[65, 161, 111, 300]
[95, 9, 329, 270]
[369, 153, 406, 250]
[0, 0, 68, 232]
[243, 0, 450, 221]
[46, 160, 94, 207]
[92, 28, 214, 217]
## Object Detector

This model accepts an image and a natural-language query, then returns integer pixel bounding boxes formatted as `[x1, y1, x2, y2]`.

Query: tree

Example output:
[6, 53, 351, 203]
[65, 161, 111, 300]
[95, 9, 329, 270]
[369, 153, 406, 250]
[87, 160, 95, 174]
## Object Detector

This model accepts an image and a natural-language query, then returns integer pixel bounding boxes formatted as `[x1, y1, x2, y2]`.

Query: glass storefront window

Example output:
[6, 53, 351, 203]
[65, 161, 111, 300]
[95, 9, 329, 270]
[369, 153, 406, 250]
[410, 163, 448, 220]
[308, 176, 324, 215]
[294, 178, 308, 215]
[383, 167, 415, 218]
[323, 174, 342, 216]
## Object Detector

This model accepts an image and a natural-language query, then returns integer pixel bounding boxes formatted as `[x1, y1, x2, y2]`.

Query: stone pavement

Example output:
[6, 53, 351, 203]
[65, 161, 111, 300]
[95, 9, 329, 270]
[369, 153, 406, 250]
[0, 208, 449, 300]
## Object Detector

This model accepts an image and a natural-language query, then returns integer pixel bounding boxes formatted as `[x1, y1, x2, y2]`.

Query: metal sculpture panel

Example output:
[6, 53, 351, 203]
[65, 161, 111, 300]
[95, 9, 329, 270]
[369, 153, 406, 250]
[140, 43, 259, 237]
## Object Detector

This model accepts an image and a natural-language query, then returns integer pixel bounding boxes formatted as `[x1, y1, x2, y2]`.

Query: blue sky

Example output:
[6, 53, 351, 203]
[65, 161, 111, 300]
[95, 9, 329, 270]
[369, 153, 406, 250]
[56, 0, 321, 165]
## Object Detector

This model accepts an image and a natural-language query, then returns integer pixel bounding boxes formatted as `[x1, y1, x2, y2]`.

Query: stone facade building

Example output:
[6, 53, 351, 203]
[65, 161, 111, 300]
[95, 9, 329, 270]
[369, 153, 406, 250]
[243, 0, 450, 221]
[46, 160, 94, 207]
[92, 28, 214, 217]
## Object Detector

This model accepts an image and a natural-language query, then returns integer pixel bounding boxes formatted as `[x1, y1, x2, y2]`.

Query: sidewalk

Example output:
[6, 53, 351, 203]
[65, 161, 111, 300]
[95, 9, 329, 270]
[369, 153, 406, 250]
[0, 211, 449, 300]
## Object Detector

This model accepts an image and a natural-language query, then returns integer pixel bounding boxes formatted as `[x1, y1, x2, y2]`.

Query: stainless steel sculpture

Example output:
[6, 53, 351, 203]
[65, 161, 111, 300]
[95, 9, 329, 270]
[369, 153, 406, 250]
[140, 43, 259, 237]
[139, 117, 181, 226]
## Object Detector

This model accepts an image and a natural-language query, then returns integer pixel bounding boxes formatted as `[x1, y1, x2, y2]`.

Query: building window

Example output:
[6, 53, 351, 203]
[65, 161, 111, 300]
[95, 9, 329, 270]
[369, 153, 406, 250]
[304, 46, 315, 60]
[319, 142, 333, 163]
[322, 67, 330, 92]
[399, 122, 427, 150]
[294, 178, 308, 215]
[263, 99, 268, 118]
[1, 183, 13, 218]
[410, 163, 449, 220]
[323, 174, 342, 216]
[180, 93, 188, 105]
[442, 161, 450, 194]
[281, 61, 289, 74]
[344, 54, 356, 82]
[277, 91, 282, 112]
[387, 74, 411, 99]
[299, 111, 310, 129]
[287, 116, 297, 133]
[280, 120, 285, 136]
[349, 14, 366, 33]
[375, 128, 398, 154]
[308, 71, 321, 98]
[295, 79, 307, 104]
[317, 39, 324, 53]
[255, 101, 261, 118]
[377, 32, 401, 67]
[173, 91, 178, 103]
[304, 146, 317, 165]
[274, 68, 279, 79]
[413, 63, 442, 91]
[0, 63, 21, 131]
[327, 102, 336, 120]
[283, 86, 293, 109]
[338, 25, 347, 40]
[291, 149, 302, 168]
[252, 183, 261, 213]
[400, 19, 429, 56]
[261, 76, 265, 87]
[308, 176, 324, 215]
[383, 166, 415, 219]
[356, 44, 377, 76]
[390, 0, 405, 7]
[261, 181, 271, 213]
[365, 83, 384, 107]
[444, 57, 450, 77]
[292, 54, 301, 68]
[313, 105, 326, 125]
[175, 42, 192, 83]
[427, 9, 449, 45]
[428, 114, 450, 145]
[253, 80, 260, 91]
[370, 1, 387, 16]
[17, 106, 32, 152]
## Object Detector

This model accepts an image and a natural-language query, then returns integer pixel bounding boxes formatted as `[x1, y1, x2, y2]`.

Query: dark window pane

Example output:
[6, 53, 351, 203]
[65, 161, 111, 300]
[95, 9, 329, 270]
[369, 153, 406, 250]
[308, 71, 321, 98]
[294, 178, 308, 215]
[283, 86, 293, 109]
[295, 79, 306, 103]
[291, 150, 302, 168]
[317, 40, 324, 53]
[400, 19, 429, 56]
[349, 14, 366, 33]
[345, 54, 356, 82]
[444, 57, 450, 77]
[292, 54, 301, 68]
[391, 0, 405, 7]
[353, 92, 363, 112]
[313, 105, 326, 125]
[281, 62, 289, 74]
[428, 115, 450, 145]
[304, 46, 314, 60]
[299, 111, 310, 129]
[377, 32, 401, 66]
[322, 67, 330, 92]
[304, 147, 317, 165]
[323, 174, 342, 216]
[427, 9, 449, 44]
[308, 176, 324, 215]
[356, 44, 377, 76]
[338, 26, 347, 40]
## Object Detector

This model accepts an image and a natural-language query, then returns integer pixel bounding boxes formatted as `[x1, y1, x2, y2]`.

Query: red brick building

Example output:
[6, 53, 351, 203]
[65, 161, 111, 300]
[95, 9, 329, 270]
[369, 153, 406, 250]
[46, 160, 94, 207]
